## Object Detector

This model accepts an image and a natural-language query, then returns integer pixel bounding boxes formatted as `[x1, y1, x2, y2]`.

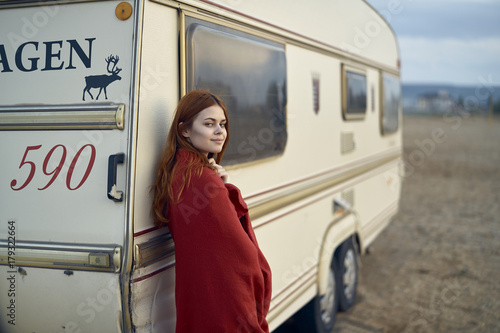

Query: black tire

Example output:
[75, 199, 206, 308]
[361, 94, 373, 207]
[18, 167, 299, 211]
[337, 238, 358, 311]
[294, 258, 339, 333]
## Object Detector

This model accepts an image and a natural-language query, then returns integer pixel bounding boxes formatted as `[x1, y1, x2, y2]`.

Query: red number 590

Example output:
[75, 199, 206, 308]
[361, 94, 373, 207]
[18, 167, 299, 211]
[10, 144, 96, 191]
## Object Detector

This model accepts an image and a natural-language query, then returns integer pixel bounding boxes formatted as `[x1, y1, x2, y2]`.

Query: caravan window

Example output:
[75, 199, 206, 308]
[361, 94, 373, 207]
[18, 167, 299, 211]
[342, 66, 367, 120]
[185, 17, 287, 165]
[381, 73, 401, 134]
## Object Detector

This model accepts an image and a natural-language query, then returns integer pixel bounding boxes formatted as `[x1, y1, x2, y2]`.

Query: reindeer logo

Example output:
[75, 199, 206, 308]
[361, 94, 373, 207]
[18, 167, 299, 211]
[83, 55, 122, 101]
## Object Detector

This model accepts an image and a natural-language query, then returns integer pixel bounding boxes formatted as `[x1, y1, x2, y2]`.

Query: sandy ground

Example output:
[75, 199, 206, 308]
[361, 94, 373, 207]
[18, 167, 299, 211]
[278, 114, 500, 332]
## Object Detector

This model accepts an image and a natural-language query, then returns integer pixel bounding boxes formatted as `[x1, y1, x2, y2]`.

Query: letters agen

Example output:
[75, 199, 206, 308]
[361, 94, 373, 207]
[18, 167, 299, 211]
[0, 38, 95, 72]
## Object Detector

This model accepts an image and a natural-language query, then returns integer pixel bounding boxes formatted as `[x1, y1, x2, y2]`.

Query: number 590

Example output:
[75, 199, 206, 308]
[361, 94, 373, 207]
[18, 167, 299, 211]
[10, 144, 96, 191]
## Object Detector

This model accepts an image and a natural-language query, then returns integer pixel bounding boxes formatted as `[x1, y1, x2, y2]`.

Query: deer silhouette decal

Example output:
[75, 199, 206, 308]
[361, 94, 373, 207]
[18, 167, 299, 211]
[83, 55, 122, 101]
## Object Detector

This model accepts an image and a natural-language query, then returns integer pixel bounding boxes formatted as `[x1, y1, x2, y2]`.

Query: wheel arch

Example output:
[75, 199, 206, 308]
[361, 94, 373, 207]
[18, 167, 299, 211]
[316, 212, 359, 296]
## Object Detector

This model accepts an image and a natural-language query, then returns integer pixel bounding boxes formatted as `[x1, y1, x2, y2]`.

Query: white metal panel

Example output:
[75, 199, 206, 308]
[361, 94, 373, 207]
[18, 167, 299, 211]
[180, 0, 399, 70]
[0, 1, 135, 242]
[0, 266, 122, 332]
[130, 263, 177, 333]
[133, 1, 179, 234]
[131, 2, 178, 332]
[0, 2, 134, 105]
[1, 130, 128, 243]
[0, 1, 136, 332]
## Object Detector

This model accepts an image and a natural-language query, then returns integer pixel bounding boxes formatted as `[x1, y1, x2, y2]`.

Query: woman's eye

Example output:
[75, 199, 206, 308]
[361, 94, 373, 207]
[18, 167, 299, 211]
[204, 123, 213, 127]
[220, 123, 226, 127]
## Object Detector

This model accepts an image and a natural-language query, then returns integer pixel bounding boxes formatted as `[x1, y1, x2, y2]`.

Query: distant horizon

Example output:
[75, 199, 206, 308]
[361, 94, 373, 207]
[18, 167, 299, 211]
[401, 81, 500, 110]
[402, 81, 500, 88]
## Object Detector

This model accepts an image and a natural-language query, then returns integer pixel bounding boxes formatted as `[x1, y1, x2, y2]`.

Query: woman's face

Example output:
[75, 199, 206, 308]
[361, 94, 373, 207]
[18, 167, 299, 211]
[182, 105, 227, 156]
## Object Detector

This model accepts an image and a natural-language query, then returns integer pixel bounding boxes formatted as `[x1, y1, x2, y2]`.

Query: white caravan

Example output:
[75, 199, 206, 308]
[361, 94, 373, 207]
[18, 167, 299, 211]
[0, 0, 403, 332]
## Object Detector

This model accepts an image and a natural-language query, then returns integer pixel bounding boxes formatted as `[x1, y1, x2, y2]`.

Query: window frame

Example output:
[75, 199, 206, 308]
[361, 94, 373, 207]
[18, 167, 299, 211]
[182, 13, 288, 166]
[380, 72, 401, 135]
[341, 64, 368, 121]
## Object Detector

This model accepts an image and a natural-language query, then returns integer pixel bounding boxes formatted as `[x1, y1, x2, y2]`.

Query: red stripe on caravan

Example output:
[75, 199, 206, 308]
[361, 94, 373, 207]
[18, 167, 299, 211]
[131, 261, 175, 283]
[133, 226, 159, 237]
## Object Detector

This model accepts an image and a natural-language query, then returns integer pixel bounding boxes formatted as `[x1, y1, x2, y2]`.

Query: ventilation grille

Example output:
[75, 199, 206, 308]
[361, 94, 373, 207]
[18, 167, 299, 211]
[312, 76, 320, 114]
[341, 189, 355, 207]
[341, 132, 356, 154]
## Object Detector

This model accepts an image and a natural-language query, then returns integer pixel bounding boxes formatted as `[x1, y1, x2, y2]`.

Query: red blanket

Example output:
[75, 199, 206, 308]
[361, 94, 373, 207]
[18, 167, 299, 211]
[168, 149, 272, 332]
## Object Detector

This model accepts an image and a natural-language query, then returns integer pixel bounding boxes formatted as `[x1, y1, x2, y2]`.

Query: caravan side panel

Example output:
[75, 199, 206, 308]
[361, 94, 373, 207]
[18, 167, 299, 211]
[131, 2, 179, 332]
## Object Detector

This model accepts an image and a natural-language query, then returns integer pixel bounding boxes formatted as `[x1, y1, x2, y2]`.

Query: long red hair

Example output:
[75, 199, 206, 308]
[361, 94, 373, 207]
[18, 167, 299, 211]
[151, 90, 229, 226]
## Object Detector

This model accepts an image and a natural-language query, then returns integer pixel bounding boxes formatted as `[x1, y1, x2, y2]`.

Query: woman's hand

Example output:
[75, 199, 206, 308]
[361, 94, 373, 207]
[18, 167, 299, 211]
[209, 158, 230, 183]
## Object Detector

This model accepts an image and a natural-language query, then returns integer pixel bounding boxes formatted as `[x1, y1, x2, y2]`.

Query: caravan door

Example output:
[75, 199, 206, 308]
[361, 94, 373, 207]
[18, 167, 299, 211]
[0, 1, 136, 332]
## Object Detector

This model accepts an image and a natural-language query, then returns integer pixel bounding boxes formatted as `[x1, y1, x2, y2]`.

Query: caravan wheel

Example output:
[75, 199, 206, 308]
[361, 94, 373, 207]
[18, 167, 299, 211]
[318, 262, 338, 328]
[294, 257, 339, 333]
[338, 238, 358, 311]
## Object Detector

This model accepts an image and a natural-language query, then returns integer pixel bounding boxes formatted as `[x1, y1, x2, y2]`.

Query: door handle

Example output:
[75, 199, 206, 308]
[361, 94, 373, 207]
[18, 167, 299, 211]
[107, 153, 125, 202]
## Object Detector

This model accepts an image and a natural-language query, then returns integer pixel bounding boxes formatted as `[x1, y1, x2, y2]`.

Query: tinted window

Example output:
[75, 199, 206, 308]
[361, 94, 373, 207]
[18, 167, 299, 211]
[342, 69, 367, 119]
[186, 18, 287, 165]
[381, 73, 401, 134]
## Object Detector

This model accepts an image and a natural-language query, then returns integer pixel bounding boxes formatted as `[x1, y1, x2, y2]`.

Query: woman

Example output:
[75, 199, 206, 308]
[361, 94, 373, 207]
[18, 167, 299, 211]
[152, 90, 272, 333]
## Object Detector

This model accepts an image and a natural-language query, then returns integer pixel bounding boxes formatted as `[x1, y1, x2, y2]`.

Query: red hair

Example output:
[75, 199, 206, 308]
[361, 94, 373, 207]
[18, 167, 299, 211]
[151, 90, 229, 226]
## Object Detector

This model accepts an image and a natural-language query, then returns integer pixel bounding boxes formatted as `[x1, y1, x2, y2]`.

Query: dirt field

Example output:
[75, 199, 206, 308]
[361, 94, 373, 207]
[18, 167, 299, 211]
[278, 114, 500, 332]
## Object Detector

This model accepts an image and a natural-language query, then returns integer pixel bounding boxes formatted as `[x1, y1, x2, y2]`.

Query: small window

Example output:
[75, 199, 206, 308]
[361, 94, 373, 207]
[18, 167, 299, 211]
[381, 73, 401, 134]
[342, 66, 367, 120]
[185, 17, 287, 165]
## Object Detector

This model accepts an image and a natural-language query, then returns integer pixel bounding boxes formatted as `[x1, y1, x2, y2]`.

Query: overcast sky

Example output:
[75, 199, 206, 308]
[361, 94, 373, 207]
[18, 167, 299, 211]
[365, 0, 500, 86]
